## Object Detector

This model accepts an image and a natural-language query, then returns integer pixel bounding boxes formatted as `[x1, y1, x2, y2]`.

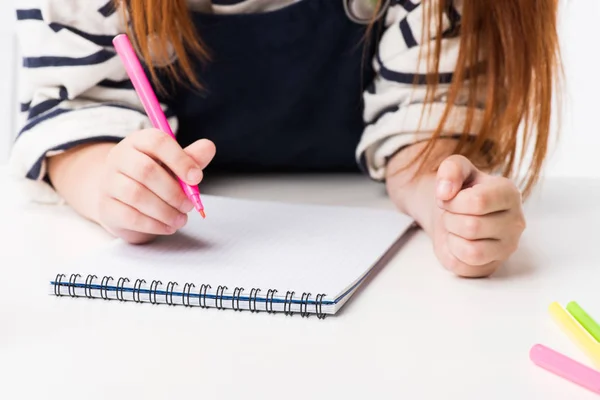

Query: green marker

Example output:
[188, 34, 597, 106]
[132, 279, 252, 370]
[566, 301, 600, 343]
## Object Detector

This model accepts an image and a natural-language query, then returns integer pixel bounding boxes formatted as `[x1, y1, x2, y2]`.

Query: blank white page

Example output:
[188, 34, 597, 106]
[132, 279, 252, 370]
[56, 195, 413, 302]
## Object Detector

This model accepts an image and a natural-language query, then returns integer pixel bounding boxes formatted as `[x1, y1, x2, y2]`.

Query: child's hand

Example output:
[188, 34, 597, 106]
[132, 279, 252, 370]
[97, 129, 216, 244]
[431, 155, 526, 277]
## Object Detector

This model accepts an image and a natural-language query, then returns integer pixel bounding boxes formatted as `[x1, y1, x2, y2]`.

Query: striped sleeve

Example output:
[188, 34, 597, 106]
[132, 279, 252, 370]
[9, 0, 177, 202]
[357, 0, 485, 181]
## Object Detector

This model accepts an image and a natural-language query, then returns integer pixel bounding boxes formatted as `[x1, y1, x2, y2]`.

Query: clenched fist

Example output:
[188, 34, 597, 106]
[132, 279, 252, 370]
[430, 155, 526, 277]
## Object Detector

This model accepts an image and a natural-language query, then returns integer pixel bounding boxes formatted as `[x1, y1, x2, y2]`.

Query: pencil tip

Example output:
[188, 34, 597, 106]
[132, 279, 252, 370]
[199, 209, 206, 219]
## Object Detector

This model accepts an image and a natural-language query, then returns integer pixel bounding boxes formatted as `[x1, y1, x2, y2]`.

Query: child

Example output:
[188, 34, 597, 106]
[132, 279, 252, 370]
[11, 0, 560, 277]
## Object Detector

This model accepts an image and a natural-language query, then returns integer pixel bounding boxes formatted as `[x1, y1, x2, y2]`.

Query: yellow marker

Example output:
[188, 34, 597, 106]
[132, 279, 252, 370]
[549, 302, 600, 370]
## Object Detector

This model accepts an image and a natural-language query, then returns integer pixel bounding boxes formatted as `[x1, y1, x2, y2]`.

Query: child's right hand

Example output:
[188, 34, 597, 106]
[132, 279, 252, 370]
[97, 129, 216, 244]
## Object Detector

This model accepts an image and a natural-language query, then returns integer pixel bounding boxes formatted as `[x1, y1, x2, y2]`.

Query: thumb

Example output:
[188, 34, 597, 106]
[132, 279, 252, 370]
[435, 155, 479, 201]
[184, 139, 216, 170]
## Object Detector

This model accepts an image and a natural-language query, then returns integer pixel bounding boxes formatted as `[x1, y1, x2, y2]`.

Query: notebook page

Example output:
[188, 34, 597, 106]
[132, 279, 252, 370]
[56, 196, 413, 301]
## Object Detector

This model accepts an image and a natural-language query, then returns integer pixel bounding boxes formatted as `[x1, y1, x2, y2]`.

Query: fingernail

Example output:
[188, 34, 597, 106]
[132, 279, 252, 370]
[180, 199, 194, 213]
[437, 180, 453, 199]
[187, 168, 202, 183]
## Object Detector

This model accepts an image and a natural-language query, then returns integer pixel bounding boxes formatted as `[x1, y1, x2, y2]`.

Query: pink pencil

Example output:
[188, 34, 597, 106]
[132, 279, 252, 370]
[530, 344, 600, 395]
[112, 34, 205, 218]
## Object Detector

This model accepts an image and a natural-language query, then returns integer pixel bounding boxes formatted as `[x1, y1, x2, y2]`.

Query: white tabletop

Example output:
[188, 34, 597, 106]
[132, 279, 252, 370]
[0, 170, 599, 400]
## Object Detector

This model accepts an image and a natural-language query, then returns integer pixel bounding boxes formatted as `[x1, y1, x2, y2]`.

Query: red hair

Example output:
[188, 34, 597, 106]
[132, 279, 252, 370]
[117, 0, 561, 196]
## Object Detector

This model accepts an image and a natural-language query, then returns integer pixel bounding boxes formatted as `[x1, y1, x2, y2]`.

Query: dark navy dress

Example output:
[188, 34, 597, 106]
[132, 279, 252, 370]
[160, 0, 380, 174]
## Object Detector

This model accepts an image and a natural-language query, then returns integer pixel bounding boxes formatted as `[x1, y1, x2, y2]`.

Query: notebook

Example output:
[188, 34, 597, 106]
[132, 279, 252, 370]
[50, 195, 414, 318]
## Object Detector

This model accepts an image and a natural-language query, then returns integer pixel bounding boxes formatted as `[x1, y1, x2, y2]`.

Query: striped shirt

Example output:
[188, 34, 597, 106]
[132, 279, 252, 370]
[10, 0, 484, 202]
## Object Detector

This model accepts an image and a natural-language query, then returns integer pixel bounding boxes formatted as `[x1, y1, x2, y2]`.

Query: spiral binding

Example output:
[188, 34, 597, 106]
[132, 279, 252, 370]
[100, 276, 113, 300]
[232, 287, 244, 311]
[84, 275, 97, 298]
[54, 274, 65, 296]
[249, 288, 261, 313]
[183, 283, 195, 307]
[266, 289, 278, 313]
[149, 280, 161, 305]
[133, 279, 145, 303]
[284, 291, 295, 316]
[116, 277, 129, 301]
[315, 294, 326, 319]
[68, 274, 80, 297]
[300, 292, 311, 318]
[53, 274, 328, 318]
[199, 284, 211, 308]
[166, 281, 178, 306]
[215, 285, 227, 310]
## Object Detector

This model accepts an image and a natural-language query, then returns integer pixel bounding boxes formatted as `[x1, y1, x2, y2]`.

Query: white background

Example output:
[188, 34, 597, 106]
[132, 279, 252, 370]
[0, 0, 16, 164]
[0, 0, 599, 178]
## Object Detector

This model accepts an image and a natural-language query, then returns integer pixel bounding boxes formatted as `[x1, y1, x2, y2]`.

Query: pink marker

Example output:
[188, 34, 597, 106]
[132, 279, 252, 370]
[112, 34, 205, 218]
[530, 344, 600, 394]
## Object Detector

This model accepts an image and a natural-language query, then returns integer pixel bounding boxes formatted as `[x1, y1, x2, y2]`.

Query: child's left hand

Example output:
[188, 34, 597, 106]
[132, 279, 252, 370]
[431, 155, 526, 277]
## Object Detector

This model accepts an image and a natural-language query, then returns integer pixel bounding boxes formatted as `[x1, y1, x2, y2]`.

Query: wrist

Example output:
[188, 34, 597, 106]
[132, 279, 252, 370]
[387, 172, 437, 234]
[48, 142, 116, 223]
[384, 141, 450, 235]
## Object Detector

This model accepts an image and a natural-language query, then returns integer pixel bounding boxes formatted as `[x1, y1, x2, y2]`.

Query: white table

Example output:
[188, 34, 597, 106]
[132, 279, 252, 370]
[0, 170, 599, 400]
